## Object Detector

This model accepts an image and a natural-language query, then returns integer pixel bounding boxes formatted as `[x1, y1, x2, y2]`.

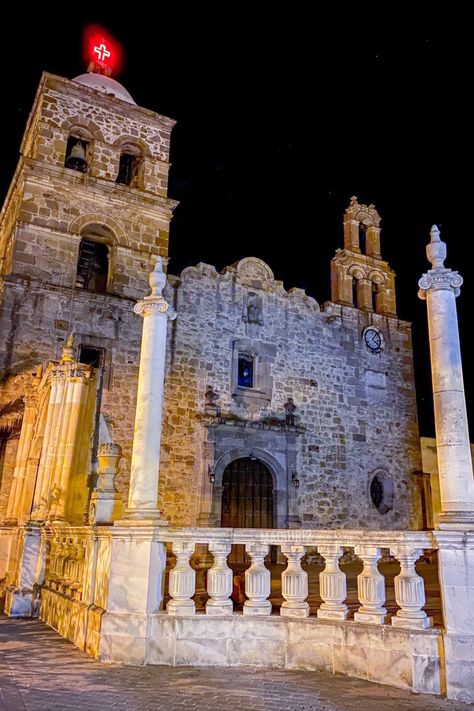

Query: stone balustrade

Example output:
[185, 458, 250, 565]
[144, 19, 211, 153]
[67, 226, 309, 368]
[44, 526, 91, 602]
[160, 528, 436, 629]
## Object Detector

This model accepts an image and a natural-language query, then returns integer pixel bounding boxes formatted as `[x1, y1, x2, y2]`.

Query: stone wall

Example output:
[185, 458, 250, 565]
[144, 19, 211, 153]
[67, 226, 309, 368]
[158, 258, 422, 529]
[147, 614, 442, 696]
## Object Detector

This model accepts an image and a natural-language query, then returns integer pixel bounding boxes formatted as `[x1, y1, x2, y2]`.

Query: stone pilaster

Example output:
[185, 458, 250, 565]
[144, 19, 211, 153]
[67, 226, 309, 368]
[418, 225, 474, 527]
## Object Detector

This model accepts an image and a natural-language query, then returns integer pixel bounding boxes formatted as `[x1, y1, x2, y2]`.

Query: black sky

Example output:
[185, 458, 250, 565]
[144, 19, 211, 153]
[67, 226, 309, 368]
[1, 10, 472, 437]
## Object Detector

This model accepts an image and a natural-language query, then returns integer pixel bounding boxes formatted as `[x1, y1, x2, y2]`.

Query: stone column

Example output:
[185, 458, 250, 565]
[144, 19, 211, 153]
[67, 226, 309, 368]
[357, 278, 373, 312]
[419, 227, 474, 701]
[5, 395, 37, 523]
[30, 374, 62, 521]
[123, 257, 176, 523]
[418, 225, 474, 526]
[99, 259, 174, 663]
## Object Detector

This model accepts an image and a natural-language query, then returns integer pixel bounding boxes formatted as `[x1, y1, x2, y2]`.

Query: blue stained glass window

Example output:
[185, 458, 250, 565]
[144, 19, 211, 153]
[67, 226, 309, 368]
[238, 354, 254, 388]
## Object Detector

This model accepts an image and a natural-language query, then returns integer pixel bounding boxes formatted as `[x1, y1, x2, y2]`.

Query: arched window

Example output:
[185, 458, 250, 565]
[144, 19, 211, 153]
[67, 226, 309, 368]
[75, 225, 114, 294]
[116, 143, 142, 188]
[359, 225, 367, 255]
[370, 471, 394, 514]
[352, 277, 358, 308]
[372, 282, 378, 312]
[64, 128, 92, 173]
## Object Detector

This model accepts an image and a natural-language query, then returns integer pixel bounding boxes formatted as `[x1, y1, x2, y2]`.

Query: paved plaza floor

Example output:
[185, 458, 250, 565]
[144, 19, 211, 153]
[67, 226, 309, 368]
[1, 616, 472, 711]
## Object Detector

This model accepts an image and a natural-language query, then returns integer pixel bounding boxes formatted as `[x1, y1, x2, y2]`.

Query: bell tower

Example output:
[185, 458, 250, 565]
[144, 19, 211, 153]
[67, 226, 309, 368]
[0, 44, 177, 521]
[330, 197, 397, 316]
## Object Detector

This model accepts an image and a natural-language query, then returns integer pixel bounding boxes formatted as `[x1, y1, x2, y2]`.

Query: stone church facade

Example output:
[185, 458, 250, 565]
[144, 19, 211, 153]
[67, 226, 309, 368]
[0, 69, 423, 536]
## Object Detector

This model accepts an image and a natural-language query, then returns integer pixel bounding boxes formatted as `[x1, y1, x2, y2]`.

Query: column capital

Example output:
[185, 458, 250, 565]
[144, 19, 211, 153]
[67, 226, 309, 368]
[134, 256, 177, 320]
[134, 296, 176, 319]
[418, 269, 463, 299]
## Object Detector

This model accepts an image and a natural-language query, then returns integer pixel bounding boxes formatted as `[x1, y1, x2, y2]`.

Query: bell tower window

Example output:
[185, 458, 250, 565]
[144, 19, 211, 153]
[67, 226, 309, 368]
[65, 136, 89, 173]
[372, 283, 378, 312]
[359, 225, 367, 255]
[75, 238, 109, 293]
[238, 354, 254, 388]
[116, 152, 141, 187]
[352, 277, 358, 308]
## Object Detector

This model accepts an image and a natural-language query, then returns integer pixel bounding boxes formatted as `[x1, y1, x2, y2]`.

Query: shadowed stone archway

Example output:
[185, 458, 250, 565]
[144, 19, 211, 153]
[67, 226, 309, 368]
[211, 447, 288, 529]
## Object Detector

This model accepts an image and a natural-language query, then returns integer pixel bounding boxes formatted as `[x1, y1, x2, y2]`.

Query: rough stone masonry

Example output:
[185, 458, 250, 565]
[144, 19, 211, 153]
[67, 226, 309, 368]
[0, 70, 422, 531]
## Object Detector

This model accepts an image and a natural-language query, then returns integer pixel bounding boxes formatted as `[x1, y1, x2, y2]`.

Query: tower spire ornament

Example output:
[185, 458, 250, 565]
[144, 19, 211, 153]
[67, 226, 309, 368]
[60, 334, 76, 363]
[83, 26, 122, 77]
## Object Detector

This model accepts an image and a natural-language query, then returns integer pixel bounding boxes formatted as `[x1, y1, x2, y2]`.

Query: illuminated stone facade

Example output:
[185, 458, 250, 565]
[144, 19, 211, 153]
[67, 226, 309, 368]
[0, 69, 422, 534]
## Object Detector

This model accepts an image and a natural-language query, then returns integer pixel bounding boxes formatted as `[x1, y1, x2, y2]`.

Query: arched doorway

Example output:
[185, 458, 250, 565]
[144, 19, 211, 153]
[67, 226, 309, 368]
[221, 457, 274, 564]
[221, 457, 273, 528]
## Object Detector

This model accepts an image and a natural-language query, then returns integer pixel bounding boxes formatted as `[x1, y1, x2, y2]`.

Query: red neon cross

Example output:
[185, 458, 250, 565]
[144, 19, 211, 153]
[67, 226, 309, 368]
[94, 43, 111, 62]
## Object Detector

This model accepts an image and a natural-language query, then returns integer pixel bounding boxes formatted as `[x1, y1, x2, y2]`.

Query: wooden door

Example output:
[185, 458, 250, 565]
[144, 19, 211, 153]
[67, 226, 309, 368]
[221, 457, 273, 564]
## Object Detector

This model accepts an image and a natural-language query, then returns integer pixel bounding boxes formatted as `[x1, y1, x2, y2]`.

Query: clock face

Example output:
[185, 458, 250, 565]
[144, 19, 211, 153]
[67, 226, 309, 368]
[364, 328, 382, 352]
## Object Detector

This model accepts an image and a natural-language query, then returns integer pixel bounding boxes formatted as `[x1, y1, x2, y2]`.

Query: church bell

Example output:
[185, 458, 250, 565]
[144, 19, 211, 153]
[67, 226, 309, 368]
[65, 141, 87, 172]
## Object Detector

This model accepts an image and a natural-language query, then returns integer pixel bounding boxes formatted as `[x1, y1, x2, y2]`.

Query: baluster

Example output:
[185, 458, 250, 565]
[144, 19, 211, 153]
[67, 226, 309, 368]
[317, 545, 349, 619]
[167, 541, 196, 615]
[243, 543, 271, 616]
[73, 541, 85, 599]
[281, 544, 309, 618]
[206, 542, 233, 615]
[354, 545, 388, 624]
[390, 546, 432, 629]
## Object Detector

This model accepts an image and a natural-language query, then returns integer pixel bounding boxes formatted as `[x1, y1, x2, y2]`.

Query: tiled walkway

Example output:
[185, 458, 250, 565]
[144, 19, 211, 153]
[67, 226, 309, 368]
[0, 616, 471, 710]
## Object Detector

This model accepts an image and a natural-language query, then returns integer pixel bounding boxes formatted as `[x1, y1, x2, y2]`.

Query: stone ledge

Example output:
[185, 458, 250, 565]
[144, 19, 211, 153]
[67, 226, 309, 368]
[147, 612, 442, 696]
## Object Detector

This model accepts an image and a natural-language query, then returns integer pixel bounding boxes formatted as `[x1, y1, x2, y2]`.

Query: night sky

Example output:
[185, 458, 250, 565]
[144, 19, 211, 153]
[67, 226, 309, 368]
[1, 11, 472, 438]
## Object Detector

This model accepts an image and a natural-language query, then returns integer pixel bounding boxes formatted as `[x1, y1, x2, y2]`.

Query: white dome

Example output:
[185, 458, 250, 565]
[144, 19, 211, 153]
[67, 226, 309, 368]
[73, 73, 135, 105]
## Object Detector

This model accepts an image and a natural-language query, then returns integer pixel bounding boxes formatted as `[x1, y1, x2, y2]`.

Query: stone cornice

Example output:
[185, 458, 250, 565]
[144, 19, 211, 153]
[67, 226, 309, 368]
[37, 72, 177, 129]
[22, 160, 179, 215]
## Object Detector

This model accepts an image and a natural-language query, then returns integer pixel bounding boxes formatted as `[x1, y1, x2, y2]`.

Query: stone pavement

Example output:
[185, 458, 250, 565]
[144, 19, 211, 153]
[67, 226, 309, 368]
[0, 616, 471, 711]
